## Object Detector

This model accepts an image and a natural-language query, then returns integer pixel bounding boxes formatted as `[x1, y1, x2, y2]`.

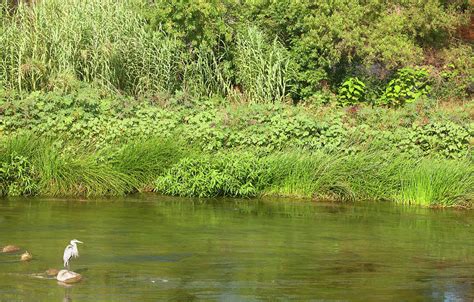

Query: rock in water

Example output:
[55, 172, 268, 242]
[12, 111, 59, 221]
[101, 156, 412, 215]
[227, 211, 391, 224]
[56, 270, 82, 284]
[2, 245, 20, 253]
[20, 251, 32, 261]
[46, 268, 59, 277]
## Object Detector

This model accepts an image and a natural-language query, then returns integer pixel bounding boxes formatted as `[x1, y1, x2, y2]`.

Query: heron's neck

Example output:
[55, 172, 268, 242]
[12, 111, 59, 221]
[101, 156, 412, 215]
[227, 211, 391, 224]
[72, 243, 79, 255]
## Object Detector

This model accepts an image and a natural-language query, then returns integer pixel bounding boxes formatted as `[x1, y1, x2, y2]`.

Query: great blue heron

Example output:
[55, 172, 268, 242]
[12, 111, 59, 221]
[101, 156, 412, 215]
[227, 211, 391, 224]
[63, 239, 83, 269]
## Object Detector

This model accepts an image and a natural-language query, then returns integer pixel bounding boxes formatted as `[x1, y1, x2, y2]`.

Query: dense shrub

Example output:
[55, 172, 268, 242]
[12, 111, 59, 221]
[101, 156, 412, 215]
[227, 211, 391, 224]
[140, 0, 235, 51]
[379, 68, 431, 107]
[0, 153, 37, 196]
[397, 122, 471, 159]
[337, 77, 366, 106]
[431, 45, 474, 100]
[247, 0, 468, 99]
[155, 153, 269, 198]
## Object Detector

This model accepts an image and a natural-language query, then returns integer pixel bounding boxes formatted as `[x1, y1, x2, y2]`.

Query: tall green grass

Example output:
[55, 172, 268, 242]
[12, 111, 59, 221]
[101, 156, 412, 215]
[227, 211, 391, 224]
[35, 144, 133, 196]
[264, 151, 400, 201]
[264, 151, 473, 207]
[234, 26, 291, 102]
[1, 134, 472, 207]
[397, 159, 474, 207]
[0, 0, 230, 96]
[0, 0, 270, 99]
[110, 138, 189, 192]
[0, 134, 187, 196]
[154, 149, 473, 207]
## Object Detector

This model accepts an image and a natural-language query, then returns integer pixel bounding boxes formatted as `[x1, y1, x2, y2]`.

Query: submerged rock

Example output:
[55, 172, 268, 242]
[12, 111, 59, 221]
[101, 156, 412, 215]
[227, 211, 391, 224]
[57, 270, 82, 284]
[46, 268, 59, 277]
[2, 245, 20, 253]
[20, 251, 32, 261]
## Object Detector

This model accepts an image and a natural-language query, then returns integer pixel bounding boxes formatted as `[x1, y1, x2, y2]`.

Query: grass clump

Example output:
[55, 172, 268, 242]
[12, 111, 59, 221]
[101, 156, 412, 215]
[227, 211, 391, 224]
[35, 146, 132, 196]
[110, 137, 189, 192]
[264, 151, 403, 201]
[397, 159, 474, 207]
[264, 151, 473, 207]
[0, 134, 188, 197]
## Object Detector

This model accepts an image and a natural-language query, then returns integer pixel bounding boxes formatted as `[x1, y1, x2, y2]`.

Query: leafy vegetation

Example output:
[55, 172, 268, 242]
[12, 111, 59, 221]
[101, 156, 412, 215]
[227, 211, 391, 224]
[379, 68, 431, 107]
[2, 88, 471, 159]
[337, 78, 366, 106]
[0, 0, 471, 102]
[0, 0, 472, 208]
[1, 134, 472, 207]
[155, 152, 269, 198]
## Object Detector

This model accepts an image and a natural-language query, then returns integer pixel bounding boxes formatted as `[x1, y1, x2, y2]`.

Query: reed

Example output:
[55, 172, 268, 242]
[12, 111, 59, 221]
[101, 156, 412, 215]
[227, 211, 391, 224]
[234, 26, 290, 103]
[0, 0, 190, 95]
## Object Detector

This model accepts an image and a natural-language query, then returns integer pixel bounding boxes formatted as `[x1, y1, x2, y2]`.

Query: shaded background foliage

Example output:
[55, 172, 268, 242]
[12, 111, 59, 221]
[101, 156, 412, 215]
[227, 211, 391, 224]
[1, 0, 472, 103]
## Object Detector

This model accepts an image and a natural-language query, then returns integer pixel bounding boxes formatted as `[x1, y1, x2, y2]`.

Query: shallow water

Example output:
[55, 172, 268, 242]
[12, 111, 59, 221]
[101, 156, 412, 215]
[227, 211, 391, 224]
[0, 195, 473, 301]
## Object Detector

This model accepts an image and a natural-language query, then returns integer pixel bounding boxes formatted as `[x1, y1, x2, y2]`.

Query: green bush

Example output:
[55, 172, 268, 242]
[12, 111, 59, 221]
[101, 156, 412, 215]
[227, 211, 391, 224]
[432, 45, 474, 100]
[398, 122, 471, 159]
[379, 68, 431, 107]
[337, 77, 366, 106]
[140, 0, 236, 51]
[247, 0, 466, 100]
[0, 153, 38, 196]
[155, 153, 269, 198]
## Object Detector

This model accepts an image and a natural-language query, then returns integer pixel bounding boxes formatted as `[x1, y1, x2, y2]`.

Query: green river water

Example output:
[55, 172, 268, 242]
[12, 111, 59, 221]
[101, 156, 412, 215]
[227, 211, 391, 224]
[0, 195, 473, 301]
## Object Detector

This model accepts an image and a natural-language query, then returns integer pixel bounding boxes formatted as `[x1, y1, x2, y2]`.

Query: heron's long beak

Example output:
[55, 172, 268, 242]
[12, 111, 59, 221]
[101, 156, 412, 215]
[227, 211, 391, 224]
[77, 240, 83, 244]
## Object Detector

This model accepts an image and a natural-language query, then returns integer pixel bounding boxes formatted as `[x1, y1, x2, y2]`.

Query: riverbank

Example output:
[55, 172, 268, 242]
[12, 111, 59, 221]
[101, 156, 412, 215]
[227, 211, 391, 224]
[1, 88, 473, 207]
[1, 130, 472, 208]
[1, 1, 472, 207]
